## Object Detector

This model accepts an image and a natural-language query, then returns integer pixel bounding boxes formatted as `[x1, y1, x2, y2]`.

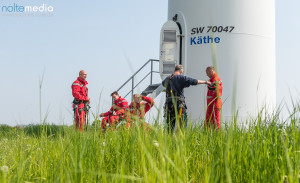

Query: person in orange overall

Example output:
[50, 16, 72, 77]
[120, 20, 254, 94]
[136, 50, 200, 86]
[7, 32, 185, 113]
[205, 66, 223, 129]
[125, 94, 154, 129]
[100, 91, 128, 130]
[72, 70, 90, 132]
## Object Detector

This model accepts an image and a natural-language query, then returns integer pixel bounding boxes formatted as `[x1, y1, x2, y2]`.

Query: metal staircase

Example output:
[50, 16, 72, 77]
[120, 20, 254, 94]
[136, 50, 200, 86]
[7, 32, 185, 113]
[116, 59, 163, 101]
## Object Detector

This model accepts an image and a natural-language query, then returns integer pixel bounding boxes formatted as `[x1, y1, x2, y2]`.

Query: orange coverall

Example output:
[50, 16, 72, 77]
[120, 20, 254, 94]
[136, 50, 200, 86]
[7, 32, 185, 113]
[72, 77, 89, 132]
[125, 96, 154, 128]
[101, 96, 128, 129]
[206, 73, 223, 129]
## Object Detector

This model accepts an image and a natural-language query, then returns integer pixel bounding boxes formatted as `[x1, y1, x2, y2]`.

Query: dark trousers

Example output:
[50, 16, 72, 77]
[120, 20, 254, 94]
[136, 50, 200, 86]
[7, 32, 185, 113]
[164, 101, 187, 132]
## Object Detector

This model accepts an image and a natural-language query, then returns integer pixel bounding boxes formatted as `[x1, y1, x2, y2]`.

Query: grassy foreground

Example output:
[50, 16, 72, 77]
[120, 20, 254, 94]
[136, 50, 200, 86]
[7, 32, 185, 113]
[0, 114, 299, 182]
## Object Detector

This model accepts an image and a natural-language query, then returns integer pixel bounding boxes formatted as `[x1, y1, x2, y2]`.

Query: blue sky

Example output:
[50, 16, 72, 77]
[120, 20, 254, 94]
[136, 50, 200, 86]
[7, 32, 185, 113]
[0, 0, 299, 125]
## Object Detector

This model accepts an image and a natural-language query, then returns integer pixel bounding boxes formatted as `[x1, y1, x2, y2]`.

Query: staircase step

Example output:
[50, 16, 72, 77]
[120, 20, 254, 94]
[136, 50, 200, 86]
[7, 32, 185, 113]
[141, 84, 164, 99]
[141, 90, 155, 96]
[147, 84, 160, 90]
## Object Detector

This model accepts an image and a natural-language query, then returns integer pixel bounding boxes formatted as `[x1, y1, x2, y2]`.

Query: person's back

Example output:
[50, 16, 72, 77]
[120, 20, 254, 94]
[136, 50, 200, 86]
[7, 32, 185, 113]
[162, 74, 198, 98]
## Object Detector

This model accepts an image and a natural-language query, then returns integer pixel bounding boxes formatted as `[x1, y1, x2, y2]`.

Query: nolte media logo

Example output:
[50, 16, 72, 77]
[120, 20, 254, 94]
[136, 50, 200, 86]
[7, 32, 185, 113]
[1, 3, 54, 16]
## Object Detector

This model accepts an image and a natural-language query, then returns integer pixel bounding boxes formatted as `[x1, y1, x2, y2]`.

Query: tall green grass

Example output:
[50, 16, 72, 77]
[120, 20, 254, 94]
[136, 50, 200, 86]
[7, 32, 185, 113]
[0, 109, 299, 182]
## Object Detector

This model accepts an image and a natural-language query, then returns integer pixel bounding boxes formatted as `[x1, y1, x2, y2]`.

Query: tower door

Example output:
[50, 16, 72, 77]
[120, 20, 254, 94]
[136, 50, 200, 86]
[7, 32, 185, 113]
[159, 21, 181, 79]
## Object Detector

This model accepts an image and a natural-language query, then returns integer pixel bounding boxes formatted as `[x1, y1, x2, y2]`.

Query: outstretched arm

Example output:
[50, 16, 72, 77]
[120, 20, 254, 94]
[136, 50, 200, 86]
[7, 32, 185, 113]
[197, 80, 211, 85]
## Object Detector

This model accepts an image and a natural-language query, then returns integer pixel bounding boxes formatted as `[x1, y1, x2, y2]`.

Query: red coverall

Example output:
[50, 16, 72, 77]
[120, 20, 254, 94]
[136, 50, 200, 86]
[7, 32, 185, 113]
[72, 77, 89, 132]
[125, 96, 154, 128]
[101, 96, 128, 129]
[206, 73, 223, 129]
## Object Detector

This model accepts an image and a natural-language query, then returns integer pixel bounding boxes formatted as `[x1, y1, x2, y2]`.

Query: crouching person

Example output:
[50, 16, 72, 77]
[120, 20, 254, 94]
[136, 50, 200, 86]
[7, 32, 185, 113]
[125, 94, 154, 129]
[100, 91, 128, 131]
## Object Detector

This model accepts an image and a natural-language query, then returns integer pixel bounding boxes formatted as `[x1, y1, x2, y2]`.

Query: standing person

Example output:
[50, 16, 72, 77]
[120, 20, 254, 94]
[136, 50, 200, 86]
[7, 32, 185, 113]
[205, 66, 223, 129]
[125, 94, 154, 128]
[100, 91, 128, 130]
[162, 65, 210, 132]
[72, 70, 90, 132]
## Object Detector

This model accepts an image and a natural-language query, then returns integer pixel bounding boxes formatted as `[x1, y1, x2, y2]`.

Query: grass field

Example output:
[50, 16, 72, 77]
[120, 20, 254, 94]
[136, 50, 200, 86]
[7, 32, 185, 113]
[0, 110, 299, 182]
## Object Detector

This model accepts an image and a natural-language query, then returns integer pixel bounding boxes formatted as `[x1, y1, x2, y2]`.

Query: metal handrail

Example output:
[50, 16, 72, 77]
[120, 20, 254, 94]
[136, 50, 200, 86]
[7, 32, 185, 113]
[117, 59, 159, 100]
[123, 72, 151, 98]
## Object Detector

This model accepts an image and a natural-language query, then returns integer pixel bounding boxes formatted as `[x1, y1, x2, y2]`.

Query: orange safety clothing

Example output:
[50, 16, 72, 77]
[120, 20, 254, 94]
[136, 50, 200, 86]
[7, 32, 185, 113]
[206, 73, 223, 129]
[125, 96, 154, 128]
[72, 77, 89, 132]
[101, 96, 128, 130]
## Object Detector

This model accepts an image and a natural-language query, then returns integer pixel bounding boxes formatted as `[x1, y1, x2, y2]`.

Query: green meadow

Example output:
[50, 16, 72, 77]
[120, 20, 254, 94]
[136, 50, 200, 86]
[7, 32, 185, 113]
[0, 108, 299, 183]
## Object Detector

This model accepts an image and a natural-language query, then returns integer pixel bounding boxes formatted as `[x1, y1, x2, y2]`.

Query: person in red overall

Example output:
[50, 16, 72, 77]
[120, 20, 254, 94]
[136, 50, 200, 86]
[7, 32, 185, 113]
[205, 66, 223, 129]
[72, 70, 90, 132]
[100, 91, 128, 130]
[125, 94, 154, 129]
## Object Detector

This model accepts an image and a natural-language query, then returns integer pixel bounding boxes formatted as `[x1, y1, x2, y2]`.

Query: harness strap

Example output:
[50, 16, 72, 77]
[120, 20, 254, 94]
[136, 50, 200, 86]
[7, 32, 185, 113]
[165, 74, 177, 98]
